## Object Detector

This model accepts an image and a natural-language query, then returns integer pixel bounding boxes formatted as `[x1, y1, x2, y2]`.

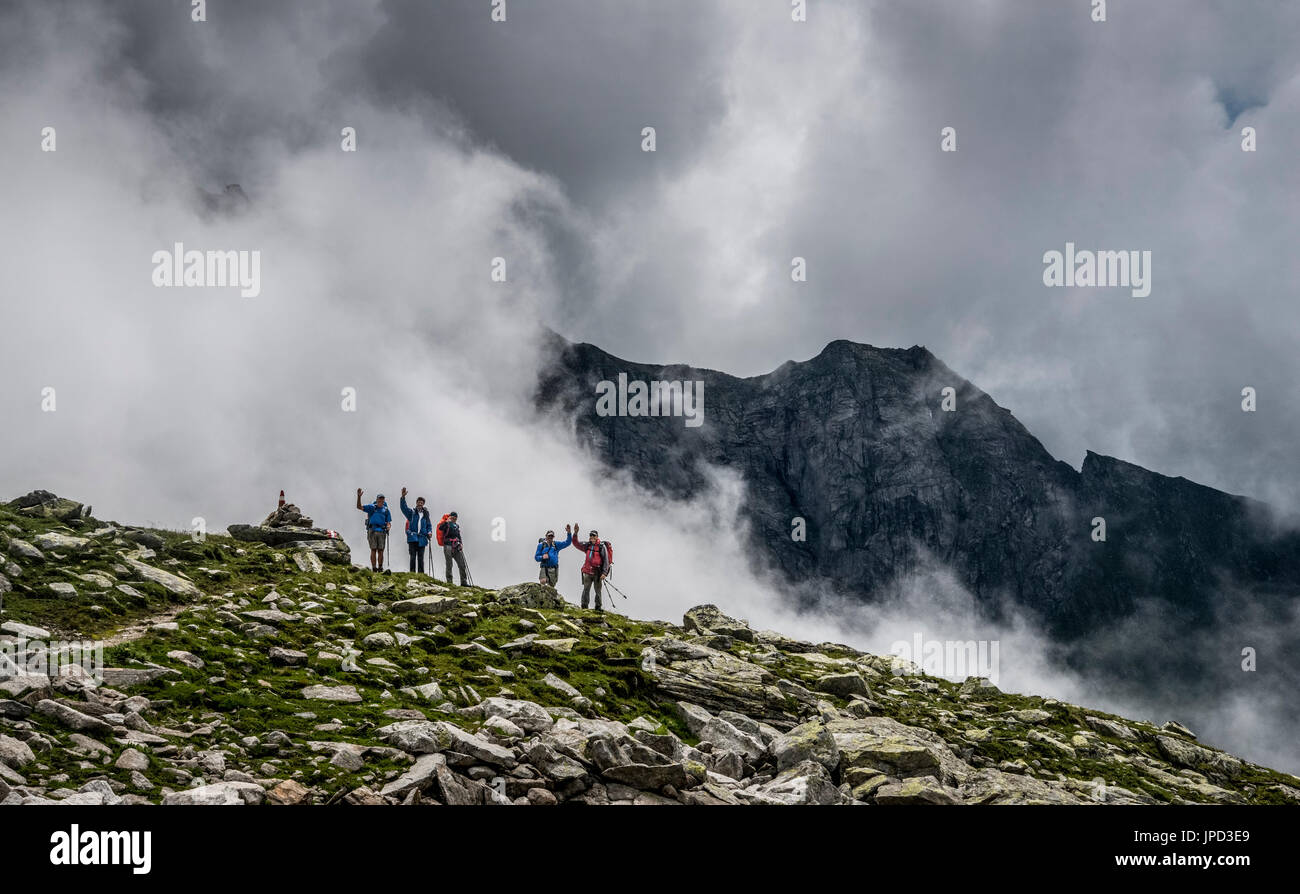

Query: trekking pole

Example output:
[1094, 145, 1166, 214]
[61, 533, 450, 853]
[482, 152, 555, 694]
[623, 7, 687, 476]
[460, 544, 475, 587]
[604, 579, 630, 601]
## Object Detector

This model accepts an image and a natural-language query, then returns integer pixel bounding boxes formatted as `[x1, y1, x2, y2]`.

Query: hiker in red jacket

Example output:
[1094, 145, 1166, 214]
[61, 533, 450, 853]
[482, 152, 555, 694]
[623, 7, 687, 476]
[578, 528, 611, 612]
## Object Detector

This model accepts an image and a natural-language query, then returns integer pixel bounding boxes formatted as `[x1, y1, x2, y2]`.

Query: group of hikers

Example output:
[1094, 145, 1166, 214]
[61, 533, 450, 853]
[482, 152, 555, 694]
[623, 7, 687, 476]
[355, 488, 615, 611]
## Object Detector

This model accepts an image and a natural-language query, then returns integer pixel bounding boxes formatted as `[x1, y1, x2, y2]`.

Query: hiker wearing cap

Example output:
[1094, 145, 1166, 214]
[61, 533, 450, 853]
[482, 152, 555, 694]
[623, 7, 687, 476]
[534, 524, 574, 588]
[437, 511, 469, 586]
[399, 487, 433, 575]
[578, 527, 611, 612]
[356, 488, 392, 572]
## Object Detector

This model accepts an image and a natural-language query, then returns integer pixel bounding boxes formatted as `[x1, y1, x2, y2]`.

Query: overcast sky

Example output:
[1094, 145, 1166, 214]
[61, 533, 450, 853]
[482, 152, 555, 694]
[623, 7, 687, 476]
[5, 0, 1299, 505]
[2, 1, 1299, 769]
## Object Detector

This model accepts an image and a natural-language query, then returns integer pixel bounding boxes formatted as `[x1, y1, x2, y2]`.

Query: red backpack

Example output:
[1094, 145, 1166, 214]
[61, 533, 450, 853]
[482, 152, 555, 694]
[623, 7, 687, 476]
[583, 539, 613, 573]
[436, 514, 450, 546]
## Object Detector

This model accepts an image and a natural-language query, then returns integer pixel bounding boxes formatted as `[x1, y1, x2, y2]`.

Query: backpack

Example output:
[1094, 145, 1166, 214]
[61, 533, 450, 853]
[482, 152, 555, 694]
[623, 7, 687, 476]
[436, 514, 450, 546]
[585, 539, 613, 571]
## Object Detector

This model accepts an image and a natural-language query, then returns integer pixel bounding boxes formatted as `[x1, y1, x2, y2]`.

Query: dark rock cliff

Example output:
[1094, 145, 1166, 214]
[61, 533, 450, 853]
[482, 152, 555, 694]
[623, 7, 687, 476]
[536, 333, 1300, 639]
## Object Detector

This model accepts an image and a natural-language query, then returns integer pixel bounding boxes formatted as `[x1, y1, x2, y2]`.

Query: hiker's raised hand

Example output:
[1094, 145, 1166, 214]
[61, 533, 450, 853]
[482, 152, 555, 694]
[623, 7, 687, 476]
[357, 488, 363, 497]
[565, 524, 571, 533]
[401, 487, 407, 497]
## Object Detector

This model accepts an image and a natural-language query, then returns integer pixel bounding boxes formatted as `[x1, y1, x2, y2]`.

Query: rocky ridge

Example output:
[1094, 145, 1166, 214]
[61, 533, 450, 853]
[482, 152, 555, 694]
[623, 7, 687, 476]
[1, 492, 1297, 806]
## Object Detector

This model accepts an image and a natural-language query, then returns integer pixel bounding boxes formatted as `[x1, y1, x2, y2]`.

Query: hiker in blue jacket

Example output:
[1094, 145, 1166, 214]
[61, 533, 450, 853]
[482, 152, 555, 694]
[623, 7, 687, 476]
[399, 487, 433, 575]
[534, 523, 574, 588]
[356, 488, 392, 572]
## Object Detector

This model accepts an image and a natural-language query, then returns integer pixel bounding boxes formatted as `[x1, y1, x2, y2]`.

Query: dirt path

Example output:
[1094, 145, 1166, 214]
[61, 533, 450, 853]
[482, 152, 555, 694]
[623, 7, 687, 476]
[99, 604, 189, 648]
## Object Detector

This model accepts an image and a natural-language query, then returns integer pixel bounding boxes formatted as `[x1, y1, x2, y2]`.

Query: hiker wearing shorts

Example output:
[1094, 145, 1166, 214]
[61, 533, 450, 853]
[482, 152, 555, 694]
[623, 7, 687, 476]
[356, 489, 392, 572]
[534, 524, 574, 588]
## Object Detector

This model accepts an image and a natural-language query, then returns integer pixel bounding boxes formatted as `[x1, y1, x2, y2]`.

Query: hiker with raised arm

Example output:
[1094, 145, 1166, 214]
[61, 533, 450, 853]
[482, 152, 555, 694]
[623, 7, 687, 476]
[534, 523, 574, 588]
[578, 527, 612, 613]
[356, 488, 392, 573]
[399, 487, 433, 575]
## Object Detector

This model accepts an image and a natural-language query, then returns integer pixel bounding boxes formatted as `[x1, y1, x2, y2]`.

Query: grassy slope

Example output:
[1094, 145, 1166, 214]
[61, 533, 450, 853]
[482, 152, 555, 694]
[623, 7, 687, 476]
[1, 503, 1296, 804]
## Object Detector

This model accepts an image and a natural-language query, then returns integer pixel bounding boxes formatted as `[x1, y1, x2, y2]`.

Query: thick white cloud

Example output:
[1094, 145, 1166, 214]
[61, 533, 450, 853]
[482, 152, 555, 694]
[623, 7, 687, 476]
[3, 0, 1299, 772]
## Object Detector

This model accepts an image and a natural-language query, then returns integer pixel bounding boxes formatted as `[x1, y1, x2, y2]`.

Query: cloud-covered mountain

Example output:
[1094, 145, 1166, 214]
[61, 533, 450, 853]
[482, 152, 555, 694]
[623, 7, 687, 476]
[538, 333, 1300, 771]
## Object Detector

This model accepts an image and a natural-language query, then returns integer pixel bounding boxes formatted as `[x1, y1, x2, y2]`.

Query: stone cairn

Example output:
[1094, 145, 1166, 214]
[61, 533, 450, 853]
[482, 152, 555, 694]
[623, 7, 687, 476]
[227, 493, 350, 569]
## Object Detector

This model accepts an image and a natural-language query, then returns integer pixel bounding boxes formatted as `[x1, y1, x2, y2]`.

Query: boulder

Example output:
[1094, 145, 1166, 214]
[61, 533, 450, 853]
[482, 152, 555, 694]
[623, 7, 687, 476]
[493, 582, 567, 609]
[815, 672, 871, 699]
[673, 701, 714, 737]
[47, 582, 78, 599]
[123, 530, 165, 550]
[283, 540, 351, 565]
[267, 780, 312, 805]
[33, 531, 90, 552]
[7, 491, 86, 521]
[649, 641, 795, 728]
[770, 719, 840, 773]
[269, 647, 308, 666]
[828, 716, 968, 785]
[0, 734, 36, 769]
[527, 788, 558, 806]
[166, 650, 205, 670]
[124, 558, 200, 598]
[101, 666, 177, 688]
[483, 715, 525, 739]
[376, 720, 517, 768]
[301, 685, 362, 703]
[873, 777, 961, 805]
[698, 716, 765, 761]
[1155, 735, 1242, 779]
[541, 673, 581, 700]
[391, 595, 461, 618]
[293, 551, 324, 574]
[111, 749, 148, 772]
[162, 781, 265, 805]
[227, 524, 335, 546]
[959, 768, 1086, 805]
[380, 753, 447, 799]
[481, 697, 554, 735]
[603, 762, 690, 791]
[7, 539, 43, 561]
[362, 632, 397, 650]
[532, 638, 578, 654]
[1, 621, 50, 639]
[737, 760, 852, 805]
[35, 699, 114, 735]
[525, 742, 591, 784]
[682, 604, 755, 642]
[1013, 709, 1053, 725]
